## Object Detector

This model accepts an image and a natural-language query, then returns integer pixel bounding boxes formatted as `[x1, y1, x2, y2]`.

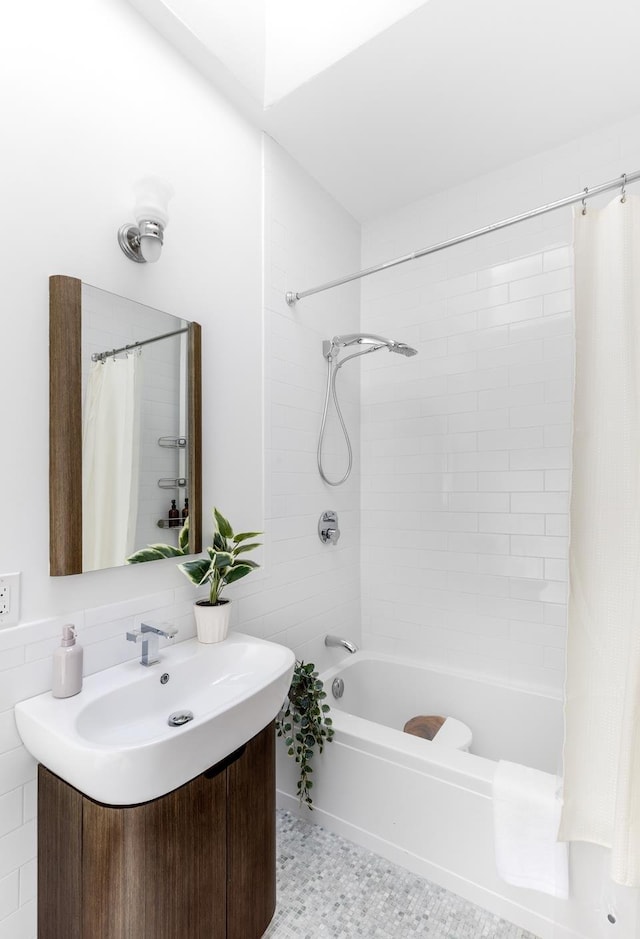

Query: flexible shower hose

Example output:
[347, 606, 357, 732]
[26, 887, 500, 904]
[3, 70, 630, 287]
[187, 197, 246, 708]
[317, 355, 352, 486]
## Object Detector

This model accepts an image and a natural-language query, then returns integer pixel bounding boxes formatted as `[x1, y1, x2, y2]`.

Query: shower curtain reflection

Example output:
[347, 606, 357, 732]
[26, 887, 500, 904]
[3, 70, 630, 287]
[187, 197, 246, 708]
[82, 353, 142, 572]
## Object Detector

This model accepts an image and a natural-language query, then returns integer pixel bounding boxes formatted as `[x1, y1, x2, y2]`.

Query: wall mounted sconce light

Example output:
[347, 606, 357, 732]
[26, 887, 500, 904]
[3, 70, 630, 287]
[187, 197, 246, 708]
[118, 176, 174, 263]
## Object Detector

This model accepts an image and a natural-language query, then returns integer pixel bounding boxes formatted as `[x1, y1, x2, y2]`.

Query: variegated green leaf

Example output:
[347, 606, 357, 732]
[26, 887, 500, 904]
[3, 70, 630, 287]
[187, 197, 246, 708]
[178, 518, 190, 552]
[213, 531, 226, 551]
[127, 547, 169, 564]
[213, 551, 234, 569]
[178, 558, 211, 586]
[234, 542, 261, 554]
[224, 563, 254, 584]
[233, 531, 262, 543]
[214, 508, 233, 539]
[146, 543, 185, 559]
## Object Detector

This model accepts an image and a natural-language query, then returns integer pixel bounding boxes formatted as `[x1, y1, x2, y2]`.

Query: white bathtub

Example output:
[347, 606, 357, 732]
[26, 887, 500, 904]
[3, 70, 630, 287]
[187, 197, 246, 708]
[276, 651, 639, 939]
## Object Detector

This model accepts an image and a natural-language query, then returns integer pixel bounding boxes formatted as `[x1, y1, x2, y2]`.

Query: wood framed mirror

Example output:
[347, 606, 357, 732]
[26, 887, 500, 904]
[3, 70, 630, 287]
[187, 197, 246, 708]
[50, 275, 202, 575]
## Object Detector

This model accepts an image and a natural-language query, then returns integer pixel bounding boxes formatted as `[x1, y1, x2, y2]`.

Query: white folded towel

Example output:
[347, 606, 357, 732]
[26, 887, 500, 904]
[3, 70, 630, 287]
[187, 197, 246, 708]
[493, 760, 569, 899]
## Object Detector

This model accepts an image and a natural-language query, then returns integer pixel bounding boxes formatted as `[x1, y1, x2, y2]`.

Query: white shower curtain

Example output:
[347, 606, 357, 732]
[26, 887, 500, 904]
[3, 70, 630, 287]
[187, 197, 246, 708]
[82, 354, 142, 571]
[559, 194, 640, 886]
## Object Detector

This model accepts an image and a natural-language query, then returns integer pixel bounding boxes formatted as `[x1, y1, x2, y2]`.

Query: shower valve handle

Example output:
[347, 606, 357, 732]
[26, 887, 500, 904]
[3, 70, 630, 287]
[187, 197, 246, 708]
[318, 510, 340, 545]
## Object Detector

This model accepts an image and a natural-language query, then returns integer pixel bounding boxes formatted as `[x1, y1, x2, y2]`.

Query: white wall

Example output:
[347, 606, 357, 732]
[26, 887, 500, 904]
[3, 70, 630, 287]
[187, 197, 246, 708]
[360, 113, 640, 693]
[0, 0, 265, 933]
[0, 0, 264, 623]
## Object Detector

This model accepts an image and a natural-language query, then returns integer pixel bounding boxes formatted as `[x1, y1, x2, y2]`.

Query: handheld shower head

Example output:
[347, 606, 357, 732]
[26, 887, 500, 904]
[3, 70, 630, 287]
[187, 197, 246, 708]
[388, 341, 418, 357]
[327, 333, 418, 362]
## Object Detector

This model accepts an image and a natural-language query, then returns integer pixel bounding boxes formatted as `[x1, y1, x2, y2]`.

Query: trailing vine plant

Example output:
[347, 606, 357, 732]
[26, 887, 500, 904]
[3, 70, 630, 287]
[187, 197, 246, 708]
[276, 661, 334, 809]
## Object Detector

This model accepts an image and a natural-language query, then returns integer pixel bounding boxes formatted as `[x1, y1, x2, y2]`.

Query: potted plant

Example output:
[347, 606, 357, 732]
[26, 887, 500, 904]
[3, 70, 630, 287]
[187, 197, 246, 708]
[276, 661, 334, 809]
[128, 509, 261, 643]
[178, 508, 261, 643]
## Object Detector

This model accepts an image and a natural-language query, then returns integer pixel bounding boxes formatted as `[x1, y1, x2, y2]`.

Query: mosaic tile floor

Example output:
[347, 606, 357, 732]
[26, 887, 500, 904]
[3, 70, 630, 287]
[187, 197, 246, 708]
[263, 810, 541, 939]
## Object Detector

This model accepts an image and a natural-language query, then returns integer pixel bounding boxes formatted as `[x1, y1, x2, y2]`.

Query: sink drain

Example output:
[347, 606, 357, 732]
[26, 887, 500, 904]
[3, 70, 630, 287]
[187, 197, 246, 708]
[168, 710, 194, 727]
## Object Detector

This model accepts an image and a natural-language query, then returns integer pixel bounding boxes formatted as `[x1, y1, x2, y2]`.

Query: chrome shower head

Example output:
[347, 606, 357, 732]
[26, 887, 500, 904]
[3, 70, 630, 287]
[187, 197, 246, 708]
[326, 333, 418, 362]
[388, 341, 418, 357]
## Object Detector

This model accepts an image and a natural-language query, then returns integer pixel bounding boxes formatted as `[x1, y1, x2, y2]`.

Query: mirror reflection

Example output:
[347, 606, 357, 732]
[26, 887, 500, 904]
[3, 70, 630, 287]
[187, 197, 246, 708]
[81, 286, 190, 571]
[49, 276, 201, 576]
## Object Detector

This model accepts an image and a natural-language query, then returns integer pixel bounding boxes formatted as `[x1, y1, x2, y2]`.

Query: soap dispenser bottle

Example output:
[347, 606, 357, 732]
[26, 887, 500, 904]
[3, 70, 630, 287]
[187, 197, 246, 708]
[52, 625, 83, 698]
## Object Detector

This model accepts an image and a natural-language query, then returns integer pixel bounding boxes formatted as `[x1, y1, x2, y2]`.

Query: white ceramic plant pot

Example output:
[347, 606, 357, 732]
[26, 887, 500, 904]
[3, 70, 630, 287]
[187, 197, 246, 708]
[193, 599, 231, 644]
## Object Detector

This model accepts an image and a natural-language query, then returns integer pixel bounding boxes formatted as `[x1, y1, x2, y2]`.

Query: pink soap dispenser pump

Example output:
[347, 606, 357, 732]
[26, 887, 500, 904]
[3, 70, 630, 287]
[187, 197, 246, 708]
[52, 625, 83, 698]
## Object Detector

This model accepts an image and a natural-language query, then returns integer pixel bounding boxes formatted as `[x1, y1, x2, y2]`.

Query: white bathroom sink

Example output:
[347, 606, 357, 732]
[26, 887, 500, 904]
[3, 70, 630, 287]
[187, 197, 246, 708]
[15, 632, 295, 805]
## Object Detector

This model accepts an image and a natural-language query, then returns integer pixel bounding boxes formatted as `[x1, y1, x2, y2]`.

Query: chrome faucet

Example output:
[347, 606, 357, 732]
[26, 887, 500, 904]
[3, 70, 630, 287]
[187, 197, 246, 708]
[126, 622, 178, 667]
[325, 635, 358, 654]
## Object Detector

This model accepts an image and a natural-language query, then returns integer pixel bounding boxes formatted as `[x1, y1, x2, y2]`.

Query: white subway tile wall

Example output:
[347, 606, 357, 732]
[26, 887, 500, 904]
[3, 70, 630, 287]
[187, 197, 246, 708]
[360, 113, 640, 691]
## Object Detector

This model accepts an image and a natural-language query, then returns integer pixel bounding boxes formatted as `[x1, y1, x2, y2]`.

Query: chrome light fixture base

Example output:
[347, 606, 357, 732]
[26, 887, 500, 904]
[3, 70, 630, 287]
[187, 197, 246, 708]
[118, 223, 145, 263]
[118, 220, 164, 263]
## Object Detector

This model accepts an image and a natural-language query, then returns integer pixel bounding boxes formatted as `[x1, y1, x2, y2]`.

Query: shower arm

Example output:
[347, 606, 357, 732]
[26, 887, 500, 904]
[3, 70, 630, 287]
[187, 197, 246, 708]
[333, 344, 385, 369]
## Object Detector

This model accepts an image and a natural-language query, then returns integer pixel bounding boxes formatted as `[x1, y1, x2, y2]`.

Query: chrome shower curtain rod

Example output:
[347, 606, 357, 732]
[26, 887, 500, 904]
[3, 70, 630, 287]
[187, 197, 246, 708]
[91, 326, 188, 362]
[285, 170, 640, 305]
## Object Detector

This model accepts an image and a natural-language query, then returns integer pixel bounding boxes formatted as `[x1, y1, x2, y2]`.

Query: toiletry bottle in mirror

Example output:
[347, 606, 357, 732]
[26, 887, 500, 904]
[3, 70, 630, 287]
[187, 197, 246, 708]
[52, 625, 83, 698]
[169, 499, 179, 527]
[182, 498, 189, 520]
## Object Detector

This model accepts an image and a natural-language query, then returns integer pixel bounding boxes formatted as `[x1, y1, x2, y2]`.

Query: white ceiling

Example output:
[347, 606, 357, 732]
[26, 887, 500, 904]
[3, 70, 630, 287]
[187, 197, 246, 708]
[128, 0, 640, 221]
[263, 0, 427, 105]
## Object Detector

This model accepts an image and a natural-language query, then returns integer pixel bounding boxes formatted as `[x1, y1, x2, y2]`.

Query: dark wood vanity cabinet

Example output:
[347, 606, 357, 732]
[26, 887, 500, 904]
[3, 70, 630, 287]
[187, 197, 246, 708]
[38, 722, 276, 939]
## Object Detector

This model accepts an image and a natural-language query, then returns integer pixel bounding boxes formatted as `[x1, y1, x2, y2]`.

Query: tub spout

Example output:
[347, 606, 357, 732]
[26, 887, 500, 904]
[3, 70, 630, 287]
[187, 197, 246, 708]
[325, 635, 358, 654]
